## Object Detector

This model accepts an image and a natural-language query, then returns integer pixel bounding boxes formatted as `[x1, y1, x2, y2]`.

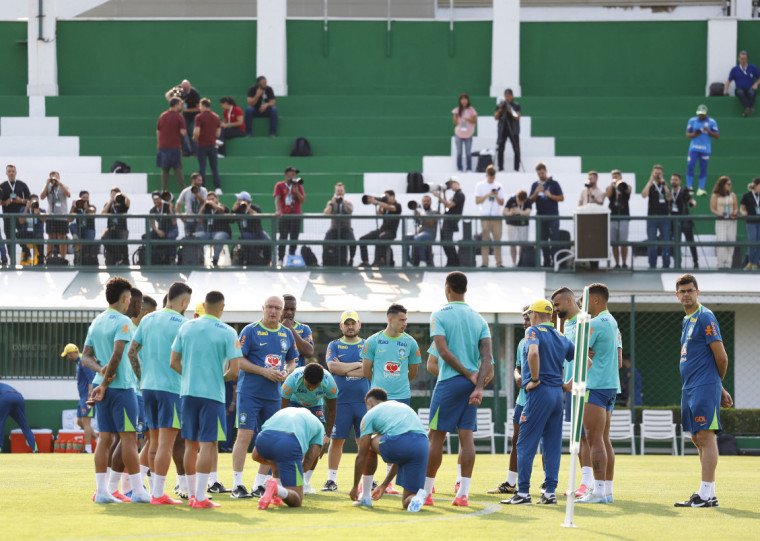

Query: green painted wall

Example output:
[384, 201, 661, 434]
[286, 20, 492, 95]
[56, 21, 257, 95]
[521, 22, 707, 96]
[0, 22, 28, 95]
[737, 21, 760, 58]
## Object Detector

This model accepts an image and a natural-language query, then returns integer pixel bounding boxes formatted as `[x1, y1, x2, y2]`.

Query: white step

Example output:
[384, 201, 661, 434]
[4, 156, 103, 179]
[0, 136, 79, 156]
[452, 135, 555, 158]
[423, 155, 582, 175]
[61, 173, 148, 198]
[0, 117, 59, 136]
[476, 116, 532, 139]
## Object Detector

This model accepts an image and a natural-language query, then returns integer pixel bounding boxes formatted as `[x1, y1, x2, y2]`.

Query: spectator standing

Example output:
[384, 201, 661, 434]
[529, 162, 564, 268]
[193, 98, 222, 195]
[40, 171, 70, 259]
[578, 171, 604, 207]
[620, 355, 643, 408]
[709, 176, 738, 269]
[358, 190, 401, 267]
[232, 191, 271, 265]
[474, 165, 504, 267]
[606, 169, 632, 269]
[69, 191, 97, 265]
[324, 182, 355, 267]
[452, 93, 477, 172]
[218, 97, 245, 157]
[642, 165, 673, 269]
[198, 192, 231, 267]
[156, 97, 187, 192]
[685, 105, 719, 197]
[433, 178, 465, 267]
[245, 76, 278, 137]
[723, 51, 760, 117]
[494, 89, 521, 172]
[670, 173, 699, 269]
[165, 79, 200, 157]
[147, 190, 179, 264]
[405, 195, 439, 267]
[101, 187, 131, 266]
[18, 194, 45, 266]
[1, 164, 30, 265]
[175, 173, 207, 237]
[274, 167, 305, 265]
[739, 177, 760, 270]
[502, 189, 532, 266]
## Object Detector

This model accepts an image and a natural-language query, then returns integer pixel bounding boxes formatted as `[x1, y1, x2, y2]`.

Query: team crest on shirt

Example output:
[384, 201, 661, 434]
[240, 413, 247, 423]
[384, 361, 401, 377]
[281, 339, 288, 350]
[265, 354, 282, 368]
[398, 347, 407, 358]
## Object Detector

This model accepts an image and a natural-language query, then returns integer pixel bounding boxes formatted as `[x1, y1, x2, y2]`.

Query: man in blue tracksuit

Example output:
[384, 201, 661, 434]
[685, 104, 719, 197]
[0, 382, 37, 452]
[502, 299, 574, 506]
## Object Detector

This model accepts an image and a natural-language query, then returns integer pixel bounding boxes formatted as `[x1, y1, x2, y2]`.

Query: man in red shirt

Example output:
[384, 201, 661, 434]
[193, 98, 222, 195]
[217, 97, 245, 157]
[156, 98, 187, 191]
[273, 167, 305, 265]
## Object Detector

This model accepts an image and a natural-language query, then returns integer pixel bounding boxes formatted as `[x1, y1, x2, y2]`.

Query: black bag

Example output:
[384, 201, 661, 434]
[475, 154, 493, 173]
[300, 246, 318, 267]
[708, 82, 725, 97]
[46, 255, 69, 266]
[110, 160, 131, 173]
[81, 247, 99, 266]
[457, 220, 476, 267]
[322, 244, 344, 267]
[717, 433, 739, 455]
[290, 137, 312, 157]
[132, 246, 145, 266]
[179, 238, 204, 266]
[518, 246, 536, 267]
[406, 171, 425, 193]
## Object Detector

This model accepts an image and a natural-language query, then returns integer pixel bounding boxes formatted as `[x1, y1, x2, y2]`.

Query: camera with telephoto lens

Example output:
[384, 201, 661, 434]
[408, 201, 419, 211]
[617, 181, 629, 193]
[113, 193, 128, 214]
[49, 178, 58, 186]
[191, 185, 199, 194]
[290, 177, 304, 185]
[30, 201, 39, 210]
[362, 195, 387, 205]
[584, 181, 593, 188]
[161, 190, 172, 202]
[74, 198, 86, 211]
[237, 201, 249, 213]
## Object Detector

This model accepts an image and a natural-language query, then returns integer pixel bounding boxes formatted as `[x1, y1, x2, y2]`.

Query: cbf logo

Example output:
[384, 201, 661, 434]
[398, 347, 407, 359]
[384, 361, 401, 377]
[265, 354, 281, 368]
[280, 339, 288, 351]
[240, 413, 247, 424]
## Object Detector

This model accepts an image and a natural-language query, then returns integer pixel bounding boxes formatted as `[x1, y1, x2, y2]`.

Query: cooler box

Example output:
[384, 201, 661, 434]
[11, 428, 53, 453]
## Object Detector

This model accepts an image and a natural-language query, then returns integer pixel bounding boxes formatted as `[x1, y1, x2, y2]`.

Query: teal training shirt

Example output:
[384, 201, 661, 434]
[133, 308, 187, 395]
[281, 366, 339, 407]
[587, 310, 622, 391]
[430, 302, 491, 383]
[360, 400, 427, 437]
[172, 315, 241, 403]
[562, 314, 578, 383]
[515, 337, 527, 407]
[86, 308, 134, 390]
[362, 331, 421, 400]
[261, 407, 325, 455]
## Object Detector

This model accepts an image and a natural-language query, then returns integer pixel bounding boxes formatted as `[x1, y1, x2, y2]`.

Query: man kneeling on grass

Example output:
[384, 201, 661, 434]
[252, 407, 325, 509]
[350, 388, 429, 512]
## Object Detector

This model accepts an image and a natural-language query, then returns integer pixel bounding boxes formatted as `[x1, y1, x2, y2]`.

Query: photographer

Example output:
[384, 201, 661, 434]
[502, 189, 532, 266]
[323, 182, 355, 266]
[145, 190, 179, 264]
[196, 191, 230, 267]
[494, 88, 521, 172]
[101, 187, 131, 266]
[605, 169, 632, 269]
[232, 191, 271, 265]
[40, 171, 71, 260]
[175, 172, 207, 237]
[68, 191, 97, 265]
[164, 79, 200, 157]
[641, 164, 673, 269]
[405, 195, 439, 266]
[274, 166, 306, 265]
[475, 165, 504, 267]
[358, 189, 401, 267]
[670, 173, 699, 269]
[529, 162, 564, 268]
[433, 177, 465, 267]
[17, 194, 46, 265]
[1, 164, 31, 265]
[577, 171, 604, 207]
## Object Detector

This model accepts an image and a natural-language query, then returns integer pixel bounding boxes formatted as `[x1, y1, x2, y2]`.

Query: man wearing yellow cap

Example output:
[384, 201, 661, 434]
[502, 299, 574, 506]
[63, 344, 97, 453]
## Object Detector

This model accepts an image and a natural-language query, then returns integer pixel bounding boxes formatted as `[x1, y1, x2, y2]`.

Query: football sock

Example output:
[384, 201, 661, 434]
[424, 477, 435, 495]
[108, 470, 121, 494]
[140, 465, 149, 487]
[121, 472, 131, 494]
[456, 464, 462, 484]
[506, 470, 518, 486]
[254, 473, 267, 488]
[710, 483, 716, 498]
[85, 444, 93, 453]
[456, 477, 471, 498]
[209, 471, 218, 485]
[594, 480, 606, 497]
[362, 475, 374, 497]
[605, 480, 613, 495]
[304, 470, 314, 484]
[276, 484, 288, 499]
[187, 474, 197, 499]
[152, 474, 167, 499]
[195, 473, 209, 502]
[517, 492, 529, 498]
[129, 473, 147, 496]
[96, 472, 108, 496]
[581, 467, 594, 487]
[327, 469, 338, 483]
[178, 474, 188, 493]
[698, 481, 713, 501]
[233, 471, 243, 488]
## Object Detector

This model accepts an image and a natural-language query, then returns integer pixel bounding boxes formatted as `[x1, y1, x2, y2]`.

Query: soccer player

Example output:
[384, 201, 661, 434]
[673, 274, 732, 508]
[323, 310, 368, 492]
[362, 303, 421, 494]
[82, 276, 151, 504]
[281, 294, 314, 369]
[424, 271, 491, 507]
[0, 381, 37, 452]
[281, 363, 337, 493]
[253, 407, 325, 510]
[170, 290, 242, 509]
[576, 283, 621, 505]
[129, 281, 192, 505]
[551, 287, 593, 497]
[62, 343, 97, 453]
[130, 289, 155, 490]
[503, 299, 574, 506]
[350, 387, 429, 512]
[231, 295, 298, 498]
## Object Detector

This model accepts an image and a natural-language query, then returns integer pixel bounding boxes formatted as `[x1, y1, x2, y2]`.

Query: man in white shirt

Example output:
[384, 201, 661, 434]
[577, 171, 605, 207]
[175, 173, 208, 237]
[474, 165, 505, 267]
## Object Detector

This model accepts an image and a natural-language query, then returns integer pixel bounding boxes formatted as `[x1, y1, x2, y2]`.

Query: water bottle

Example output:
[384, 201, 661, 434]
[723, 204, 730, 219]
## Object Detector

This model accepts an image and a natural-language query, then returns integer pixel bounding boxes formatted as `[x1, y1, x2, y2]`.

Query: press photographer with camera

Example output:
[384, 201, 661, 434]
[494, 88, 521, 172]
[502, 189, 532, 266]
[641, 164, 673, 269]
[405, 194, 439, 266]
[358, 189, 401, 267]
[432, 177, 465, 267]
[68, 191, 98, 265]
[274, 166, 306, 266]
[164, 79, 200, 157]
[197, 191, 231, 268]
[101, 187, 131, 265]
[40, 171, 71, 260]
[475, 165, 505, 267]
[670, 173, 699, 269]
[529, 162, 565, 268]
[605, 169, 632, 269]
[17, 194, 45, 265]
[175, 173, 207, 237]
[577, 171, 605, 207]
[145, 190, 179, 264]
[323, 182, 355, 266]
[1, 164, 31, 265]
[232, 190, 271, 265]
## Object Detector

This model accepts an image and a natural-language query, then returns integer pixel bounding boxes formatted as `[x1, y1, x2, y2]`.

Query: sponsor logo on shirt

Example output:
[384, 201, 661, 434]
[520, 414, 528, 423]
[694, 416, 707, 424]
[257, 331, 268, 336]
[265, 354, 281, 368]
[384, 361, 401, 377]
[378, 339, 389, 345]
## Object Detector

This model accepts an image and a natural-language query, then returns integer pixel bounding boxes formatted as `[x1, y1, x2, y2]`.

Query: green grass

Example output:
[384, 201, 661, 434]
[1, 453, 757, 540]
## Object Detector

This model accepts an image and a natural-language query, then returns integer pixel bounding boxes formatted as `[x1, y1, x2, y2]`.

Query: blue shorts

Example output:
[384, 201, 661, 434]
[391, 398, 411, 406]
[681, 382, 722, 434]
[513, 404, 524, 424]
[181, 396, 226, 442]
[156, 147, 181, 169]
[289, 402, 325, 423]
[237, 394, 279, 433]
[136, 394, 146, 437]
[332, 401, 367, 440]
[143, 389, 182, 431]
[77, 397, 94, 419]
[255, 431, 304, 488]
[428, 375, 477, 433]
[378, 432, 429, 494]
[95, 387, 138, 434]
[586, 388, 617, 412]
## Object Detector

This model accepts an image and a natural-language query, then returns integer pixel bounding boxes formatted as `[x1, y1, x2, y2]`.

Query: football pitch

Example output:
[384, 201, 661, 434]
[1, 453, 757, 540]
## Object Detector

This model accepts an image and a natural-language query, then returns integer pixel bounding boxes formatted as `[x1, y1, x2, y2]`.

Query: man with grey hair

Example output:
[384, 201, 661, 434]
[165, 79, 200, 156]
[723, 51, 759, 117]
